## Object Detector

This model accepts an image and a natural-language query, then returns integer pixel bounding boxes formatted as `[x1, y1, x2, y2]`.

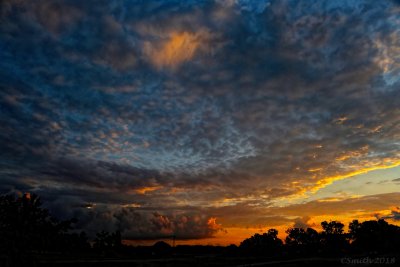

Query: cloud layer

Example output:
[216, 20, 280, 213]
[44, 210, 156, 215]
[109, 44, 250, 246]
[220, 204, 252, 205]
[1, 0, 399, 241]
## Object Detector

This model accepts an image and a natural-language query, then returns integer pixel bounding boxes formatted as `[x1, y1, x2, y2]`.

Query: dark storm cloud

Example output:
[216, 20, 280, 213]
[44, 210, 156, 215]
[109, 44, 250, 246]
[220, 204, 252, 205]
[39, 158, 163, 191]
[1, 0, 400, 239]
[54, 204, 224, 240]
[39, 192, 223, 240]
[114, 209, 223, 240]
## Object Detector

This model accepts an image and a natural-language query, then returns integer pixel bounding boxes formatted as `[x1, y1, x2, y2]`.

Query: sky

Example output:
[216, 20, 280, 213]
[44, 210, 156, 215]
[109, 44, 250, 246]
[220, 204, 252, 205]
[0, 0, 400, 246]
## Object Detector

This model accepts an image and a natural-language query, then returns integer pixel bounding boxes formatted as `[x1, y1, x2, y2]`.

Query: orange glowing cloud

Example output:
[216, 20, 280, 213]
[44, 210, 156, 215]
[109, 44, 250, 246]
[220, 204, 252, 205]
[134, 186, 162, 195]
[144, 31, 205, 69]
[207, 217, 223, 231]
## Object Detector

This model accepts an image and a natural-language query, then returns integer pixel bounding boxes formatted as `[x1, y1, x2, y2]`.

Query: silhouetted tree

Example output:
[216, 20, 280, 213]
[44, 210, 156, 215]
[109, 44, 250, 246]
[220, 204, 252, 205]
[0, 193, 90, 265]
[0, 193, 65, 252]
[285, 227, 320, 256]
[93, 230, 122, 254]
[320, 220, 349, 255]
[239, 229, 283, 256]
[349, 219, 400, 255]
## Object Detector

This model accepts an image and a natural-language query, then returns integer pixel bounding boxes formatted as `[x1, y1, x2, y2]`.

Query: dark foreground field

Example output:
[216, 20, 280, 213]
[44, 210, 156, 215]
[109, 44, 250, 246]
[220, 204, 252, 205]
[3, 253, 397, 267]
[36, 257, 343, 267]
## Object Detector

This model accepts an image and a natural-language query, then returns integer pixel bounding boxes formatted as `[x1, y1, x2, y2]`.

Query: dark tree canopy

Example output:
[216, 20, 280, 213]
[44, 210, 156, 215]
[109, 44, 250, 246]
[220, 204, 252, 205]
[0, 193, 89, 263]
[318, 221, 348, 255]
[239, 229, 283, 256]
[349, 219, 400, 254]
[321, 220, 345, 235]
[285, 227, 320, 256]
[93, 230, 122, 254]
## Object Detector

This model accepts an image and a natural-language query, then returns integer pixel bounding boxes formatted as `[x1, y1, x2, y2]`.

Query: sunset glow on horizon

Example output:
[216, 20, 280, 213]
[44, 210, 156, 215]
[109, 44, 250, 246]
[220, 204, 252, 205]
[1, 0, 400, 246]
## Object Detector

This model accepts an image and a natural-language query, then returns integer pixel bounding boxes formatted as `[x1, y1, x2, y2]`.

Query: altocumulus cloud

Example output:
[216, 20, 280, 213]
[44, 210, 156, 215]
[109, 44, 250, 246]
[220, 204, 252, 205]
[0, 0, 400, 240]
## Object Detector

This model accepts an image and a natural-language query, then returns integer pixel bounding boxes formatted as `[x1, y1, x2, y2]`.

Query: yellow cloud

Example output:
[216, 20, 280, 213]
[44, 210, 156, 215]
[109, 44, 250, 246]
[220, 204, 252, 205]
[277, 158, 400, 205]
[310, 160, 400, 194]
[317, 195, 362, 203]
[308, 167, 323, 172]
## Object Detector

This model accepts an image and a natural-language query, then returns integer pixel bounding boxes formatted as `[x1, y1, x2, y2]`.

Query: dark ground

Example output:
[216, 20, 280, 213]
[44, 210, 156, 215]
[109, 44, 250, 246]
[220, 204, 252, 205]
[5, 254, 397, 267]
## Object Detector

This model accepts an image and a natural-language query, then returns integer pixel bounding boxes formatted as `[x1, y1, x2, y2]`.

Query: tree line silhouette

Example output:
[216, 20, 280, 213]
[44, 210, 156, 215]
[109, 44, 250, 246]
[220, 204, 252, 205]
[240, 219, 400, 257]
[1, 193, 400, 266]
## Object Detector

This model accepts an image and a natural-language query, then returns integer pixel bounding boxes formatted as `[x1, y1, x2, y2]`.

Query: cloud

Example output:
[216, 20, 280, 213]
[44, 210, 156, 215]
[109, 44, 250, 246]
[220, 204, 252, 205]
[267, 193, 400, 218]
[61, 204, 224, 240]
[293, 216, 313, 229]
[378, 206, 400, 221]
[209, 193, 400, 232]
[1, 0, 400, 241]
[144, 31, 203, 69]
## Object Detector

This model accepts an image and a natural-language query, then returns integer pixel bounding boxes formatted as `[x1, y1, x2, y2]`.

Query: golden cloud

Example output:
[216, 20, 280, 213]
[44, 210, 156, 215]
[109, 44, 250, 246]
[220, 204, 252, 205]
[133, 186, 162, 195]
[309, 159, 400, 194]
[144, 31, 208, 69]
